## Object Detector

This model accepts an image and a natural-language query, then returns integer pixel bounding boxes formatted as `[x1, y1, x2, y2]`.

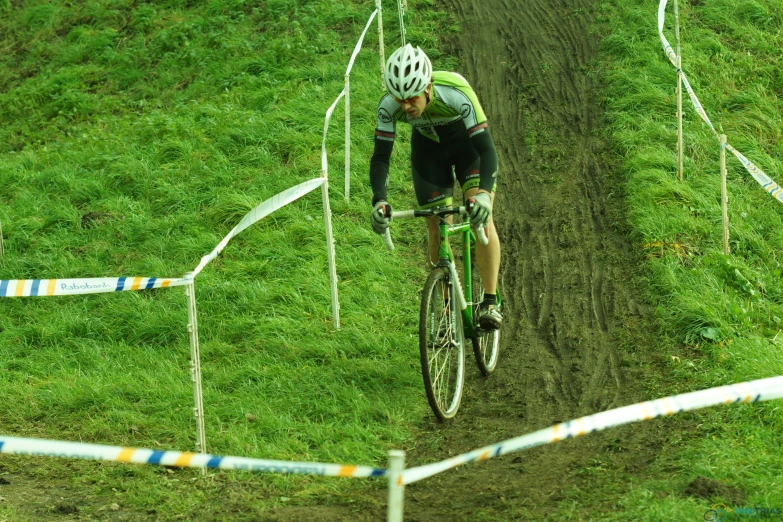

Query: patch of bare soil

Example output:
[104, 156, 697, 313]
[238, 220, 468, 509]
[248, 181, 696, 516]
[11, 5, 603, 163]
[0, 464, 111, 521]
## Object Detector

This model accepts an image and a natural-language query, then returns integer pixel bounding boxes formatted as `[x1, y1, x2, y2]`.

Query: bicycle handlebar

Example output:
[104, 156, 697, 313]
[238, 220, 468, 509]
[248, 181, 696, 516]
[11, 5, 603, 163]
[381, 206, 489, 251]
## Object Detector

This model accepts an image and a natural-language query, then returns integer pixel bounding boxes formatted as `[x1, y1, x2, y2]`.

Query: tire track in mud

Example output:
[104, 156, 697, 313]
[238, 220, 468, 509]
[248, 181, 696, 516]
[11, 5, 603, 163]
[397, 1, 668, 520]
[449, 0, 626, 428]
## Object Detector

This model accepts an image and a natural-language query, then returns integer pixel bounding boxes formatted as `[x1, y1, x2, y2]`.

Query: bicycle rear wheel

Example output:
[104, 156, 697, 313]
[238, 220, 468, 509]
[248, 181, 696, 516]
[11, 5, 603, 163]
[472, 267, 501, 375]
[419, 266, 465, 420]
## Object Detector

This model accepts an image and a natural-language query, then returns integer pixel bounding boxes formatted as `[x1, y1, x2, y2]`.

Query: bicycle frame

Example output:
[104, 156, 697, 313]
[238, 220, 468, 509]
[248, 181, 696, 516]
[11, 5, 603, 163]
[384, 205, 495, 339]
[433, 213, 479, 340]
[384, 205, 502, 418]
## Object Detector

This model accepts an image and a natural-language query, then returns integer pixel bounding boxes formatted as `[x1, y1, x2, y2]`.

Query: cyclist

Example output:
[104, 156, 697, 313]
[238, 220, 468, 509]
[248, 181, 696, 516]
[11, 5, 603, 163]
[369, 44, 502, 330]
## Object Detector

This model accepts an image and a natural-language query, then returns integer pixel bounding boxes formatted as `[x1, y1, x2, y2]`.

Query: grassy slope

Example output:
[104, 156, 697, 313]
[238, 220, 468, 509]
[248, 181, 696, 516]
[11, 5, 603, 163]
[0, 0, 456, 518]
[4, 0, 782, 519]
[598, 0, 783, 518]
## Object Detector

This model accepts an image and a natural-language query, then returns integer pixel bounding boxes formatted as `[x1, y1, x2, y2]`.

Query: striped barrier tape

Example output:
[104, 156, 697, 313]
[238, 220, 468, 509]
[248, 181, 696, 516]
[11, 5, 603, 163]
[0, 276, 189, 298]
[657, 0, 678, 68]
[402, 375, 783, 485]
[0, 178, 326, 294]
[658, 1, 716, 136]
[191, 177, 326, 277]
[726, 143, 783, 204]
[658, 0, 783, 205]
[680, 71, 718, 138]
[0, 436, 387, 478]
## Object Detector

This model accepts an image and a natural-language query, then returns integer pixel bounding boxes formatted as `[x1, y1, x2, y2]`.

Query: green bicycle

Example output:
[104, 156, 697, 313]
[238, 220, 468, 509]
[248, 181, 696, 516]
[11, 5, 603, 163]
[382, 205, 501, 420]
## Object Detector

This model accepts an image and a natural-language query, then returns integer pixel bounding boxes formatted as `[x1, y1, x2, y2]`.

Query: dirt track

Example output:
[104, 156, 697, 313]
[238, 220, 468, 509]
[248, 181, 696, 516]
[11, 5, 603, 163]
[452, 0, 630, 427]
[272, 1, 671, 520]
[386, 0, 668, 519]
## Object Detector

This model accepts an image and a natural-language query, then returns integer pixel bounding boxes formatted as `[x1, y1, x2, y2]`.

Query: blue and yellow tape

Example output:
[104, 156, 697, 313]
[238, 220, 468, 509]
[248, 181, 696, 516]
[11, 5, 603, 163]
[0, 276, 188, 298]
[0, 436, 386, 478]
[402, 375, 783, 485]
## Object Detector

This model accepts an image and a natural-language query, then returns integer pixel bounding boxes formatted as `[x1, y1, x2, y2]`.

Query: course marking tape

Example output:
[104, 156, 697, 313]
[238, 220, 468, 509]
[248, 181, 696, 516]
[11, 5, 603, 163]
[657, 0, 678, 67]
[321, 8, 378, 178]
[658, 0, 783, 206]
[345, 9, 378, 76]
[657, 0, 716, 136]
[726, 143, 783, 206]
[322, 91, 346, 174]
[402, 375, 783, 485]
[679, 72, 718, 137]
[191, 177, 326, 277]
[0, 178, 326, 291]
[0, 436, 387, 479]
[0, 276, 188, 298]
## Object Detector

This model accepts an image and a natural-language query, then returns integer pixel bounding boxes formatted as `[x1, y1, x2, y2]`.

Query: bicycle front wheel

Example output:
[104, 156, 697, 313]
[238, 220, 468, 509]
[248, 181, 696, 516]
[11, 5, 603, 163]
[472, 267, 501, 375]
[419, 266, 465, 420]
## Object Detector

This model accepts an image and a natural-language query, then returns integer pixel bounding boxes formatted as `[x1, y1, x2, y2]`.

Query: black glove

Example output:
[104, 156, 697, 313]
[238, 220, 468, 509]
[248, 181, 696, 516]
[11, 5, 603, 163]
[467, 192, 492, 228]
[370, 201, 392, 234]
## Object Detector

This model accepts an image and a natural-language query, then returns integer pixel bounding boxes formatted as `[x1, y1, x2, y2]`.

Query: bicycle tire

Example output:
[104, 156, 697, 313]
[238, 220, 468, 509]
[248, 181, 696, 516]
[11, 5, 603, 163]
[419, 266, 465, 420]
[471, 266, 501, 375]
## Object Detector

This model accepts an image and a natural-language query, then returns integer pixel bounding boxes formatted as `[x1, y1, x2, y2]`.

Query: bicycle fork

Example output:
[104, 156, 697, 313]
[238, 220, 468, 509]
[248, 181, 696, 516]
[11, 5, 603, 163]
[446, 261, 468, 312]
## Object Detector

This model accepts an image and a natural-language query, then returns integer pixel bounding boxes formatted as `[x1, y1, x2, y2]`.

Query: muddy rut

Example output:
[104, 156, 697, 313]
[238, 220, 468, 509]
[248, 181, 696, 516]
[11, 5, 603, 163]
[390, 0, 668, 519]
[457, 0, 628, 422]
[273, 1, 669, 520]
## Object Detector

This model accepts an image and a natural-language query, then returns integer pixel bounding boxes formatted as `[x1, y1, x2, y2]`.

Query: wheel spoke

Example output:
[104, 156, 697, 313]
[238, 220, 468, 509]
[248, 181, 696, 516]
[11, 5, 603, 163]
[420, 267, 464, 419]
[430, 345, 450, 390]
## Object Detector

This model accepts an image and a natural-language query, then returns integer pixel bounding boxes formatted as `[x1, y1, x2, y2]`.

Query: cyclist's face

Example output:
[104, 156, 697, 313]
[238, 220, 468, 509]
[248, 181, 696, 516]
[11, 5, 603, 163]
[393, 85, 430, 118]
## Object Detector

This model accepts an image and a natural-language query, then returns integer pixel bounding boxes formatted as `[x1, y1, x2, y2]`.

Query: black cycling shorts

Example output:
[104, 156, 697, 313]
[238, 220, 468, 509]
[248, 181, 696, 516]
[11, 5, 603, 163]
[410, 128, 495, 208]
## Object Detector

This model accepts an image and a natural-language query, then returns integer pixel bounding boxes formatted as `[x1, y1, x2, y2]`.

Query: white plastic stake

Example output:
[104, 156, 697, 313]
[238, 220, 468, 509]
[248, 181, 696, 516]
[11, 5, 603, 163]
[185, 278, 207, 472]
[321, 179, 341, 329]
[377, 0, 385, 87]
[676, 55, 683, 181]
[674, 0, 683, 181]
[345, 73, 351, 202]
[387, 450, 405, 522]
[397, 0, 406, 46]
[720, 134, 729, 255]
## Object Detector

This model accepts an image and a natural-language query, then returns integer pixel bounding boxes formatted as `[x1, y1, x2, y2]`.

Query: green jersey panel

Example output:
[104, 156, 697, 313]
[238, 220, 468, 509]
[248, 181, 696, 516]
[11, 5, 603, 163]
[374, 71, 489, 143]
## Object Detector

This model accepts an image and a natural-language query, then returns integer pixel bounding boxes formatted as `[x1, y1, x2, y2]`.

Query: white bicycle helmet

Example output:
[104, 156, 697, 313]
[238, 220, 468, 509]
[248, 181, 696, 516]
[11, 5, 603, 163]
[383, 44, 432, 100]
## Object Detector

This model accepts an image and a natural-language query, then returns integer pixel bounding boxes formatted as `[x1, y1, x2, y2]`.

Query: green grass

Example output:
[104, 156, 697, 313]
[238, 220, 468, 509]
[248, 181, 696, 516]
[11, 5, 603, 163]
[597, 0, 783, 517]
[0, 0, 459, 518]
[3, 0, 783, 519]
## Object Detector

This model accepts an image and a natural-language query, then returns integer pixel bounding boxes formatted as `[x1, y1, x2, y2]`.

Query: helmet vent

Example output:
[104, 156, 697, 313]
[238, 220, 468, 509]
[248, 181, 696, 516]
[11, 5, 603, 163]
[383, 44, 432, 99]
